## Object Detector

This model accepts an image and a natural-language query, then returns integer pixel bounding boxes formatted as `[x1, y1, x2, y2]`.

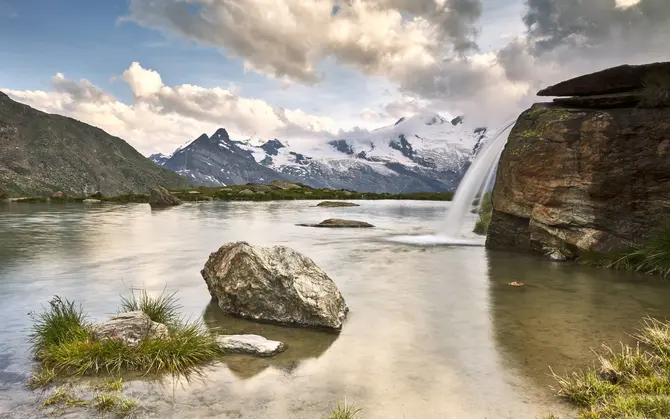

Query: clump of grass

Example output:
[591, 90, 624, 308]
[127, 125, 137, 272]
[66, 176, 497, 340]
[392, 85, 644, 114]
[120, 286, 182, 328]
[550, 317, 670, 418]
[323, 400, 363, 419]
[578, 223, 670, 279]
[29, 296, 89, 356]
[42, 386, 89, 409]
[29, 290, 223, 388]
[92, 393, 139, 417]
[94, 377, 124, 393]
[473, 192, 493, 235]
[28, 367, 57, 389]
[639, 72, 670, 108]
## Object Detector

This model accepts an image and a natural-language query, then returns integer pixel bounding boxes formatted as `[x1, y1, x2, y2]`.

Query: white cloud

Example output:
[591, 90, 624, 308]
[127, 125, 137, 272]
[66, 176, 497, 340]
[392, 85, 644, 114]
[2, 62, 342, 156]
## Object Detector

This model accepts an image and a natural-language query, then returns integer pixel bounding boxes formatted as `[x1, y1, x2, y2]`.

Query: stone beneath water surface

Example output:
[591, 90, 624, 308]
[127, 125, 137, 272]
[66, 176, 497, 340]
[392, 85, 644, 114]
[316, 201, 360, 207]
[297, 219, 374, 228]
[82, 199, 102, 204]
[201, 242, 348, 330]
[216, 334, 286, 357]
[91, 311, 169, 347]
[149, 186, 182, 207]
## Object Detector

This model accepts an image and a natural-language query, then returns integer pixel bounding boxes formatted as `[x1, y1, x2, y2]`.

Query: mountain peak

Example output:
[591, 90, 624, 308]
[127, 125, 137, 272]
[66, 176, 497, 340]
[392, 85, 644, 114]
[212, 128, 230, 140]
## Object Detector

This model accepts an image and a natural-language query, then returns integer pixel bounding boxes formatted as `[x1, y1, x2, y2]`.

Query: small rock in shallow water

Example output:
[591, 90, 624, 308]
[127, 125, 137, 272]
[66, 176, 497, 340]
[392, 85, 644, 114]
[509, 282, 525, 287]
[216, 334, 286, 357]
[317, 201, 360, 207]
[82, 199, 101, 204]
[297, 219, 374, 228]
[92, 311, 169, 347]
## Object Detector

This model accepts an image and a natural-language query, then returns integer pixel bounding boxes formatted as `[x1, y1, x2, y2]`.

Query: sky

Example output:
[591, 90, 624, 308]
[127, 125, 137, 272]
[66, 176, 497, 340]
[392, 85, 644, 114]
[1, 0, 669, 156]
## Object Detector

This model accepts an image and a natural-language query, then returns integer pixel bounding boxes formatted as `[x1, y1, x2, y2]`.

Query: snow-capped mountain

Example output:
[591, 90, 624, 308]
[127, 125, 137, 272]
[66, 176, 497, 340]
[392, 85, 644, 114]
[154, 113, 488, 193]
[148, 153, 170, 166]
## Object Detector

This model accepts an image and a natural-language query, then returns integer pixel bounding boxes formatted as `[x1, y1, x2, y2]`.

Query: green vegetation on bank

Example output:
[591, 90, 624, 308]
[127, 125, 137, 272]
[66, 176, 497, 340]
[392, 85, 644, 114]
[323, 401, 362, 419]
[579, 224, 670, 280]
[2, 183, 455, 204]
[40, 379, 139, 418]
[549, 317, 670, 418]
[473, 192, 493, 235]
[28, 291, 223, 389]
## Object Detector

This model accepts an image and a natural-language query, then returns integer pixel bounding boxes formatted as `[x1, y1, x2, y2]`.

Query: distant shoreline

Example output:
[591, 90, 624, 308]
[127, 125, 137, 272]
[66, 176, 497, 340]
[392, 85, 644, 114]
[1, 184, 455, 204]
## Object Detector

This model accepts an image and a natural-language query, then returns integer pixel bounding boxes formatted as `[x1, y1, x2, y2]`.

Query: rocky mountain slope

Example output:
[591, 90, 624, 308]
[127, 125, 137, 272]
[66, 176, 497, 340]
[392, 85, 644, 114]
[0, 92, 191, 197]
[156, 113, 487, 193]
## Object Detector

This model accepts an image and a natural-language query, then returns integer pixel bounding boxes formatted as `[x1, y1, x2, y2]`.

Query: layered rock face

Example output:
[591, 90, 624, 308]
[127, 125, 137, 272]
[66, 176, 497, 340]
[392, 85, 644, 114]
[486, 63, 670, 258]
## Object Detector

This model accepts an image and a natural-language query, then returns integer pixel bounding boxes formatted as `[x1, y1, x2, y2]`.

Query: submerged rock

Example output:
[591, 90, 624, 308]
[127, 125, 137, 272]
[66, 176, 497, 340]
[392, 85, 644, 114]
[82, 199, 102, 204]
[91, 311, 169, 347]
[317, 201, 359, 207]
[216, 334, 286, 357]
[149, 186, 182, 207]
[298, 219, 374, 228]
[201, 241, 348, 330]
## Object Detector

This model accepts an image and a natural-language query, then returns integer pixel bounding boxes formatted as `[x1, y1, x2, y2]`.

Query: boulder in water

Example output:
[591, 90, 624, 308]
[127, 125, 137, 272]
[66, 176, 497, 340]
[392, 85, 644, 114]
[149, 186, 182, 207]
[91, 311, 169, 347]
[297, 219, 374, 228]
[317, 201, 359, 207]
[201, 242, 348, 330]
[216, 334, 286, 357]
[82, 199, 102, 204]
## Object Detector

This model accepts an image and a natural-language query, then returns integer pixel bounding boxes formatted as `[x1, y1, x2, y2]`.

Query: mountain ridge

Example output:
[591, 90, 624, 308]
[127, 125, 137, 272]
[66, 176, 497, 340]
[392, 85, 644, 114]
[0, 91, 191, 197]
[154, 112, 488, 193]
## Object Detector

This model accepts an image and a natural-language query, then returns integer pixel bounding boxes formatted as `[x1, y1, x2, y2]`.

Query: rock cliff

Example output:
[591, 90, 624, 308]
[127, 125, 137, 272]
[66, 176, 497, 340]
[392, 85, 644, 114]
[486, 62, 670, 258]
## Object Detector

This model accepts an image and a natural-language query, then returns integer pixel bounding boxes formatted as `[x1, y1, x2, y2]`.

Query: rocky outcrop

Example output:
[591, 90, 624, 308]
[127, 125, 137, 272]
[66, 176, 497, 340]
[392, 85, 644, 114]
[487, 62, 670, 258]
[316, 201, 360, 207]
[271, 180, 301, 190]
[91, 311, 169, 347]
[538, 62, 670, 97]
[149, 186, 182, 207]
[216, 334, 286, 357]
[201, 242, 348, 330]
[297, 219, 375, 228]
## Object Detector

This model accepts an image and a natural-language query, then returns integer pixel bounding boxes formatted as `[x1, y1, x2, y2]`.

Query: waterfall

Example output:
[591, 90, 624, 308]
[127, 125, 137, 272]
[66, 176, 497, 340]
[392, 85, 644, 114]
[441, 120, 516, 237]
[386, 120, 516, 246]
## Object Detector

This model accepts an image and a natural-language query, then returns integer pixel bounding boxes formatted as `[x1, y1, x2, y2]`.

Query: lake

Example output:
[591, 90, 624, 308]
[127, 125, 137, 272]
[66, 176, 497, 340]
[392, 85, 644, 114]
[1, 200, 669, 418]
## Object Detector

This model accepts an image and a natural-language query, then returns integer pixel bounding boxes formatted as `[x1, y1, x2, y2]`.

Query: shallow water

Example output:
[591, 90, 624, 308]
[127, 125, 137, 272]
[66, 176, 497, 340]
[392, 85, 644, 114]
[1, 200, 669, 419]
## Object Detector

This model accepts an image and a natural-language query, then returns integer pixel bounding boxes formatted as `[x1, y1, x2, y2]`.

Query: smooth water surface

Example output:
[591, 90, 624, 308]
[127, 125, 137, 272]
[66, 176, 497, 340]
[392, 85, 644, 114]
[1, 201, 670, 419]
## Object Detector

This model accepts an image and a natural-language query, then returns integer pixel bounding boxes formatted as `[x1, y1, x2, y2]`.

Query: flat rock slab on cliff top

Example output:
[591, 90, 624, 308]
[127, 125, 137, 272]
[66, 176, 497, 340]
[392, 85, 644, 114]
[297, 219, 375, 228]
[552, 92, 642, 109]
[149, 186, 182, 207]
[91, 311, 169, 347]
[201, 242, 348, 330]
[216, 334, 286, 357]
[538, 62, 670, 97]
[316, 201, 360, 207]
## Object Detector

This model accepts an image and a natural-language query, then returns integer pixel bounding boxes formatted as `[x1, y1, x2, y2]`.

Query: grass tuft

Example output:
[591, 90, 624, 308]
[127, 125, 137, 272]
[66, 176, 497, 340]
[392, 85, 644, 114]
[578, 223, 670, 279]
[639, 72, 670, 108]
[28, 367, 57, 389]
[120, 286, 182, 328]
[550, 317, 670, 418]
[29, 291, 223, 388]
[473, 192, 493, 236]
[92, 393, 139, 417]
[94, 377, 124, 393]
[323, 400, 363, 419]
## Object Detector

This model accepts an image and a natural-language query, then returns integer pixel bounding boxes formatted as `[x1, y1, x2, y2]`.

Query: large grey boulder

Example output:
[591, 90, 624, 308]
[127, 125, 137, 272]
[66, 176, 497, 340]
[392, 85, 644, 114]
[216, 334, 286, 357]
[201, 242, 348, 330]
[149, 186, 182, 207]
[91, 311, 169, 347]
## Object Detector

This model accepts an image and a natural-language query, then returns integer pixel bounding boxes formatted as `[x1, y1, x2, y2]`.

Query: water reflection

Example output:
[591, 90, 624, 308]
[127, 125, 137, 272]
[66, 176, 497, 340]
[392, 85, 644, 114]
[202, 302, 339, 380]
[487, 250, 670, 389]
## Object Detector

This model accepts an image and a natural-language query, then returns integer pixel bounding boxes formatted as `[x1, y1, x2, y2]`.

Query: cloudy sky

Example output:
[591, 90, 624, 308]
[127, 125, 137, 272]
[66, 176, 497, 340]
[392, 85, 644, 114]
[1, 0, 668, 155]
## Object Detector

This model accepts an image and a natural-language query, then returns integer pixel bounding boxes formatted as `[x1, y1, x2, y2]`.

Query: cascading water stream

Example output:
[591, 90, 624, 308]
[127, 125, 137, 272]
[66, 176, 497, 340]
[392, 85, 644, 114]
[386, 120, 516, 246]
